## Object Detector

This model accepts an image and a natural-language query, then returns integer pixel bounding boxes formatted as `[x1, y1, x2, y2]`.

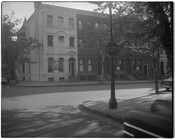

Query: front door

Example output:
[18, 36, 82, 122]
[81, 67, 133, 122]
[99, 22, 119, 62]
[69, 58, 75, 76]
[144, 64, 148, 75]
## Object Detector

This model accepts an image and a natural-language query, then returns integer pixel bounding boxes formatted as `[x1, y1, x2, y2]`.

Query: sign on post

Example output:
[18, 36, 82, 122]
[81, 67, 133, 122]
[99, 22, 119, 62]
[106, 42, 119, 56]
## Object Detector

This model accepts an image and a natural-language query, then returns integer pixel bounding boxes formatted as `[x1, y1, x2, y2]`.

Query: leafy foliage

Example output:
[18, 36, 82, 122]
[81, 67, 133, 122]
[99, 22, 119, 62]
[1, 13, 42, 80]
[94, 2, 173, 71]
[87, 24, 110, 82]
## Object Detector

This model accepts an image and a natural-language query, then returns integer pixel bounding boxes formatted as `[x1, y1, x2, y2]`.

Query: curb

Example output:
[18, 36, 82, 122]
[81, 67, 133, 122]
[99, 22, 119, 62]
[79, 93, 163, 124]
[14, 80, 157, 87]
[80, 101, 124, 123]
[15, 82, 102, 87]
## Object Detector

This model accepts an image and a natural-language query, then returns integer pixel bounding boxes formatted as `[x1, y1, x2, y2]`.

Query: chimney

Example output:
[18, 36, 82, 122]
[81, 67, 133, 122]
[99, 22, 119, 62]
[34, 1, 42, 11]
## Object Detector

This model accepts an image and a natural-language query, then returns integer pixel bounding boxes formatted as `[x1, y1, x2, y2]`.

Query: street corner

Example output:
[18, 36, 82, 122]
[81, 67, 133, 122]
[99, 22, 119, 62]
[82, 100, 109, 112]
[81, 100, 125, 123]
[81, 100, 109, 116]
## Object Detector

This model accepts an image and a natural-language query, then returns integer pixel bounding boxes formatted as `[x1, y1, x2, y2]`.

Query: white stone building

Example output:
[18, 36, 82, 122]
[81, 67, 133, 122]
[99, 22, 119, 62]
[18, 2, 78, 81]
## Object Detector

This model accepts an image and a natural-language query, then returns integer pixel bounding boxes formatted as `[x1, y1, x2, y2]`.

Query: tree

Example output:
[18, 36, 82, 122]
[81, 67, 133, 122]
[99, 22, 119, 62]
[88, 24, 110, 83]
[95, 2, 173, 72]
[1, 13, 22, 81]
[94, 2, 172, 94]
[147, 2, 173, 72]
[2, 13, 42, 82]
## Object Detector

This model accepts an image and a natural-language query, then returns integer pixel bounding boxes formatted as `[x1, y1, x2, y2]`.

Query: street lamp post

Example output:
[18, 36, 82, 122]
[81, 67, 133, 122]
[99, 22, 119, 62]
[106, 4, 119, 109]
[89, 1, 118, 109]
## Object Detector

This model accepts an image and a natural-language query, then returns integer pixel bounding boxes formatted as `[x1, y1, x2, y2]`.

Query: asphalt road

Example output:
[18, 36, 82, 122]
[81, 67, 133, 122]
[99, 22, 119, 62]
[1, 83, 161, 137]
[2, 83, 155, 97]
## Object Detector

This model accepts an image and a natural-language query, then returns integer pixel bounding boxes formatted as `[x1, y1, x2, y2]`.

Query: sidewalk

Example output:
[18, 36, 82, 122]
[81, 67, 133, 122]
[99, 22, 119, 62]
[81, 92, 172, 123]
[15, 80, 158, 87]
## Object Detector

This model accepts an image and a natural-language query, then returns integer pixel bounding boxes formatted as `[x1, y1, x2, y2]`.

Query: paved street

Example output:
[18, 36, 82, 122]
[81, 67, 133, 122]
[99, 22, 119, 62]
[1, 83, 163, 137]
[2, 83, 155, 98]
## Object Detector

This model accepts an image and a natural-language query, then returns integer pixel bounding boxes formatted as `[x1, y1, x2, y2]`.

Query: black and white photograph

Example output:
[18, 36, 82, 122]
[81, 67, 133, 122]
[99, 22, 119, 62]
[1, 1, 173, 138]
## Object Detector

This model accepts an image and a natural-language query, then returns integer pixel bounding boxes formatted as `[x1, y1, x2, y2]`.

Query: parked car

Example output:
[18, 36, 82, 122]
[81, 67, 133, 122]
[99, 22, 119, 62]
[124, 97, 173, 138]
[1, 77, 7, 84]
[151, 97, 172, 118]
[160, 76, 172, 90]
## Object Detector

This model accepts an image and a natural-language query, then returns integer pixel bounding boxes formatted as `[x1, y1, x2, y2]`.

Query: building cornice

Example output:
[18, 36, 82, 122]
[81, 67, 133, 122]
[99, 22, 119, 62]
[24, 3, 109, 28]
[41, 4, 109, 18]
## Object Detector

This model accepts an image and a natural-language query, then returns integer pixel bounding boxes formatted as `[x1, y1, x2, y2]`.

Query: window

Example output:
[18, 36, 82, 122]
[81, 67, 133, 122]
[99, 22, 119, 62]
[88, 59, 92, 72]
[78, 38, 83, 48]
[119, 59, 123, 70]
[47, 15, 53, 27]
[69, 18, 74, 29]
[69, 37, 74, 47]
[95, 23, 99, 29]
[48, 78, 54, 82]
[133, 59, 136, 70]
[58, 16, 64, 28]
[119, 59, 122, 64]
[59, 58, 64, 72]
[59, 36, 64, 42]
[48, 57, 54, 73]
[48, 35, 53, 46]
[139, 59, 142, 70]
[22, 62, 25, 73]
[133, 59, 136, 64]
[79, 59, 84, 72]
[87, 21, 92, 30]
[59, 77, 65, 81]
[58, 16, 64, 23]
[78, 20, 83, 30]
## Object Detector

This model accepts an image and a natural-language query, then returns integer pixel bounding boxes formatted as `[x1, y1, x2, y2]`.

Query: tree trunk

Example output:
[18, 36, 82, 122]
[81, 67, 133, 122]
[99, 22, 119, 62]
[100, 58, 105, 84]
[153, 55, 159, 94]
[100, 64, 104, 84]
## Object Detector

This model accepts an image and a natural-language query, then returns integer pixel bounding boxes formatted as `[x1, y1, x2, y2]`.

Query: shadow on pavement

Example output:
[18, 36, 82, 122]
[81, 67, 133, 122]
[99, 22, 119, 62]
[2, 105, 123, 138]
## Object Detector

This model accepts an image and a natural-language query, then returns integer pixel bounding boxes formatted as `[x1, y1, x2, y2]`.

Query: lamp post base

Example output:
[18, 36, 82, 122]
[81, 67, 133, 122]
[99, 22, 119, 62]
[109, 97, 117, 109]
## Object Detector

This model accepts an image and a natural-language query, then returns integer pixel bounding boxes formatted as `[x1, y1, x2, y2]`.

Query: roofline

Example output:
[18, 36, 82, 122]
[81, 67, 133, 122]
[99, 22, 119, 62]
[20, 3, 109, 30]
[41, 3, 109, 18]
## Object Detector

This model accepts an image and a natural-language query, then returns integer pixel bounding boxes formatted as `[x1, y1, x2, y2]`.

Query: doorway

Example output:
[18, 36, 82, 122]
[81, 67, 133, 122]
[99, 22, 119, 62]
[69, 58, 75, 76]
[144, 64, 148, 75]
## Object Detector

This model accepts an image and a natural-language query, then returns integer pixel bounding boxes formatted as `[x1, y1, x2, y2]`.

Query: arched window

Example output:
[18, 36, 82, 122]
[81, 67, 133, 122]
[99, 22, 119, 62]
[88, 59, 92, 72]
[59, 57, 64, 72]
[48, 57, 54, 73]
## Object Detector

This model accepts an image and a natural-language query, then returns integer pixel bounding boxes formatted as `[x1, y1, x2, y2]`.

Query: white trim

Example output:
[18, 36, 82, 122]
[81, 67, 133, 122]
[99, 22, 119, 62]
[124, 122, 163, 138]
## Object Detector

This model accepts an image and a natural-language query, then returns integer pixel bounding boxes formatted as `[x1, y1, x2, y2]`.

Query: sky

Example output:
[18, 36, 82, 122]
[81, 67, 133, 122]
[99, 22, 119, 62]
[2, 1, 98, 29]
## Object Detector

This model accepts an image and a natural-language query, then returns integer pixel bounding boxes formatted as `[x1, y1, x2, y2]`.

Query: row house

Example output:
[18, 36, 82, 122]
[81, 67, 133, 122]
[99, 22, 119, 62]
[17, 2, 168, 82]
